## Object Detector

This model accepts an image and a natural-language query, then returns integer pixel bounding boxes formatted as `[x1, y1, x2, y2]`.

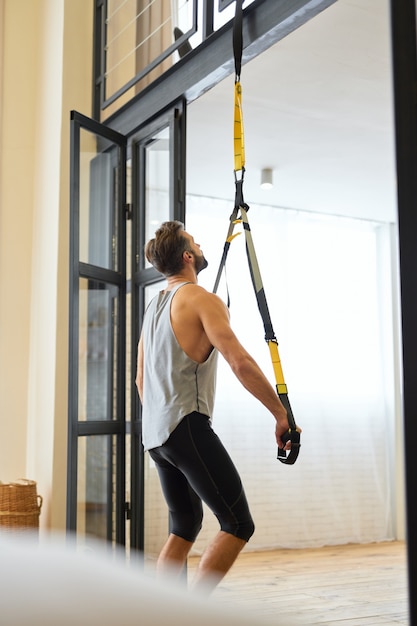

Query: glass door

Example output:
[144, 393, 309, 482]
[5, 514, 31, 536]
[68, 111, 127, 549]
[68, 100, 185, 556]
[130, 100, 186, 555]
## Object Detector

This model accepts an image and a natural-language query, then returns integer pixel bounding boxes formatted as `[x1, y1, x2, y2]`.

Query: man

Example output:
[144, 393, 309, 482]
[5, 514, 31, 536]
[136, 221, 292, 594]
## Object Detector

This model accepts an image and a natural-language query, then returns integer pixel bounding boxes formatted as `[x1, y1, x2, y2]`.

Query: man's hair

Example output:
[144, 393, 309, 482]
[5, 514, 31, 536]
[145, 221, 190, 276]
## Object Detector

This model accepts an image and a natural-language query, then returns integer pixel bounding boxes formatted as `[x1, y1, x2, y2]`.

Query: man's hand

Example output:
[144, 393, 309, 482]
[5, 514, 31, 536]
[275, 418, 291, 450]
[275, 419, 302, 450]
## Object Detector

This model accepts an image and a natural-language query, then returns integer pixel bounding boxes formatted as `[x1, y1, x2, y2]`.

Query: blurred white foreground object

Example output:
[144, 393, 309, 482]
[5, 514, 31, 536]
[0, 532, 283, 626]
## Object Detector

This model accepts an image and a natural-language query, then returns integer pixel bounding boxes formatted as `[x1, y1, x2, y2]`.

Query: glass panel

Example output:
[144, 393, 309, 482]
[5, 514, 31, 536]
[78, 278, 119, 422]
[144, 282, 164, 308]
[77, 435, 117, 544]
[79, 128, 119, 270]
[144, 450, 168, 560]
[126, 291, 132, 424]
[176, 0, 195, 36]
[216, 0, 256, 26]
[144, 127, 171, 268]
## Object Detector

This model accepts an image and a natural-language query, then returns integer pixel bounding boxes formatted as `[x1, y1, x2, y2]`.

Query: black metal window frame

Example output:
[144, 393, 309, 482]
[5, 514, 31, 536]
[67, 110, 127, 544]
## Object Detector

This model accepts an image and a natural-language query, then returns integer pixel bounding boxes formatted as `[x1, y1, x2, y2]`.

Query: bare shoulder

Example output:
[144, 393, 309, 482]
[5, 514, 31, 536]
[187, 285, 230, 319]
[170, 284, 228, 361]
[176, 283, 227, 311]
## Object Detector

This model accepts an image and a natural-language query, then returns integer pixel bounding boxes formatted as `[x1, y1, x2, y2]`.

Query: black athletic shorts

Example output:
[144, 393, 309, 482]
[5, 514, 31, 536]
[148, 411, 255, 543]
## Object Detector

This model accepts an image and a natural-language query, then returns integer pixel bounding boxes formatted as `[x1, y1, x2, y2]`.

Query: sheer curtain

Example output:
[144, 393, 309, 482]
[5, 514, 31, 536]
[186, 196, 398, 551]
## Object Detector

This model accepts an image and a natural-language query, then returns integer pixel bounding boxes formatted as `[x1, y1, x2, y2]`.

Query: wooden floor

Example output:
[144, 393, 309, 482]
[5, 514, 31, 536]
[188, 541, 408, 625]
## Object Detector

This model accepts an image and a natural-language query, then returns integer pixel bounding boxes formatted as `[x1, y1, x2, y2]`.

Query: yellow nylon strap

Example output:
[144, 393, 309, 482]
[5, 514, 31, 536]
[268, 340, 287, 394]
[234, 81, 245, 172]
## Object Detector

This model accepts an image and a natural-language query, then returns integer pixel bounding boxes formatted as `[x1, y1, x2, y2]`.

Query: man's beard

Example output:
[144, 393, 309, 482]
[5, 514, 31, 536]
[195, 253, 208, 274]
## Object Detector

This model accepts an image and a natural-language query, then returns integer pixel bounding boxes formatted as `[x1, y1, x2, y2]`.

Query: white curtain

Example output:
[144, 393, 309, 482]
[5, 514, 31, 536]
[186, 195, 398, 551]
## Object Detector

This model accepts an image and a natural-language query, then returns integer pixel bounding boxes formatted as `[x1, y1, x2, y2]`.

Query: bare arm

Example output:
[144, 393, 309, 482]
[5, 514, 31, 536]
[197, 290, 291, 447]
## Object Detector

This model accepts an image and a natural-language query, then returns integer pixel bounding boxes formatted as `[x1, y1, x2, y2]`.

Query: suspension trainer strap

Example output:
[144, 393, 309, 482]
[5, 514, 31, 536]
[212, 177, 249, 296]
[212, 205, 239, 299]
[238, 207, 301, 465]
[233, 0, 243, 80]
[234, 0, 245, 176]
[213, 0, 246, 296]
[213, 0, 300, 464]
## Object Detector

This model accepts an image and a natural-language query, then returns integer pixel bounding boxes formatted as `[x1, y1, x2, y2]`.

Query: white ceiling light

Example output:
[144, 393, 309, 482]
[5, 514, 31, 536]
[260, 168, 273, 189]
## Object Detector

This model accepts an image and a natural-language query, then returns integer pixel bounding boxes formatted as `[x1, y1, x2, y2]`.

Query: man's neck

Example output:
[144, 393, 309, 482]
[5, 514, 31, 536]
[165, 271, 197, 291]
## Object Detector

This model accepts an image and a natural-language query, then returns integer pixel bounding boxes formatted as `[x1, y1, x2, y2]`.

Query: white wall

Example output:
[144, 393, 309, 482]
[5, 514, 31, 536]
[184, 198, 404, 552]
[0, 0, 39, 485]
[0, 0, 93, 530]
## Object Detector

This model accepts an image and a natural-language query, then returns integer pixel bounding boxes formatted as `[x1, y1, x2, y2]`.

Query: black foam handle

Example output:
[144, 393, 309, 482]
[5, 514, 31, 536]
[277, 393, 301, 465]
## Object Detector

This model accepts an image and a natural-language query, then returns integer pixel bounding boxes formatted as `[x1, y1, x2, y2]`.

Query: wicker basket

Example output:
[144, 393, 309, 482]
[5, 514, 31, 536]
[0, 479, 42, 533]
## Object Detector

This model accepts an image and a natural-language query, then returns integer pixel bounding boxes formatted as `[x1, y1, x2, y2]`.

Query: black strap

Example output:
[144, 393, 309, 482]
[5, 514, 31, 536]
[233, 0, 244, 81]
[212, 205, 239, 297]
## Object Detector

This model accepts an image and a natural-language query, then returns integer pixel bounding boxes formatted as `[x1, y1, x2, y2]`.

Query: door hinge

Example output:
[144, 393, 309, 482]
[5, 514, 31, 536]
[125, 501, 131, 520]
[125, 203, 132, 220]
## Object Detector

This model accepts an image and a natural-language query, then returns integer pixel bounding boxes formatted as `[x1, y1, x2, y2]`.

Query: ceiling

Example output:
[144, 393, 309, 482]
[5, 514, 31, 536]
[186, 0, 397, 223]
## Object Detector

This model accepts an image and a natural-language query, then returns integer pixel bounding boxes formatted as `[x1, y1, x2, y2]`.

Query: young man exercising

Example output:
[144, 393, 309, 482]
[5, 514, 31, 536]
[136, 221, 292, 594]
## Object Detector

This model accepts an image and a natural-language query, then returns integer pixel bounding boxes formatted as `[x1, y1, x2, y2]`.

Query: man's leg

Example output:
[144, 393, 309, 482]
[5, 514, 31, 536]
[150, 416, 253, 593]
[156, 533, 194, 579]
[148, 447, 203, 582]
[159, 415, 254, 594]
[191, 531, 246, 595]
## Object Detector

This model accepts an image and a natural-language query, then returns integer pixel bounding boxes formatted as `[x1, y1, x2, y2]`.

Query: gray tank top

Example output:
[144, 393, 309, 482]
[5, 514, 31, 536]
[141, 282, 218, 451]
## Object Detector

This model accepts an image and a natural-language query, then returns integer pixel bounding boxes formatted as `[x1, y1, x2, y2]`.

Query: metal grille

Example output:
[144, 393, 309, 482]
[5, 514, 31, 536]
[97, 0, 197, 115]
